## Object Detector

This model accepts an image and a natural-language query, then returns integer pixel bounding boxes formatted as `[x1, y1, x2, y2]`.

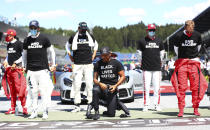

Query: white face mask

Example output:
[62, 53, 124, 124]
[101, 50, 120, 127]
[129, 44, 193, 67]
[30, 29, 38, 36]
[148, 31, 155, 37]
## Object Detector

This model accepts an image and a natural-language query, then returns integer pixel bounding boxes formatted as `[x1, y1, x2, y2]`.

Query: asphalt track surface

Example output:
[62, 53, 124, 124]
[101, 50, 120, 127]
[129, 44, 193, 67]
[1, 83, 210, 129]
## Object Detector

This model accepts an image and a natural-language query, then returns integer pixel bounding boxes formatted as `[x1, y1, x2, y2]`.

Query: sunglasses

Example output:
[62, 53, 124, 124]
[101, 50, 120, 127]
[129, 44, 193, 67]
[148, 29, 155, 32]
[29, 26, 38, 30]
[6, 34, 14, 37]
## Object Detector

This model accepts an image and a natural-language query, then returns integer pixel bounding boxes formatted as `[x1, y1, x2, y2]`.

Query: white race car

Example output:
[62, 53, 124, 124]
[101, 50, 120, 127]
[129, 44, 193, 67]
[55, 71, 87, 103]
[117, 68, 143, 102]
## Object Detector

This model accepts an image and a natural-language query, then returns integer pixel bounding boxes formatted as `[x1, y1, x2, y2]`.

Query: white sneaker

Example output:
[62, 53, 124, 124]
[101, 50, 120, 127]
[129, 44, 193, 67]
[28, 111, 38, 119]
[143, 106, 148, 112]
[71, 105, 81, 113]
[154, 105, 161, 111]
[42, 112, 48, 120]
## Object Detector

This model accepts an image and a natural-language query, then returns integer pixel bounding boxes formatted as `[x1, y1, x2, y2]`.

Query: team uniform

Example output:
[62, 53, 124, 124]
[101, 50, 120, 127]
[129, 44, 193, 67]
[93, 59, 126, 116]
[2, 39, 27, 115]
[23, 32, 55, 119]
[65, 31, 98, 105]
[137, 36, 164, 111]
[171, 30, 208, 116]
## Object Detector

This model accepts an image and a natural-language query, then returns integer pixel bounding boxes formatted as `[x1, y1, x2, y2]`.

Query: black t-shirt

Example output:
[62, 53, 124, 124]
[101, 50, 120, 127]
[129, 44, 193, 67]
[7, 40, 23, 66]
[23, 34, 51, 71]
[174, 31, 202, 59]
[68, 33, 96, 64]
[137, 36, 164, 71]
[94, 59, 124, 85]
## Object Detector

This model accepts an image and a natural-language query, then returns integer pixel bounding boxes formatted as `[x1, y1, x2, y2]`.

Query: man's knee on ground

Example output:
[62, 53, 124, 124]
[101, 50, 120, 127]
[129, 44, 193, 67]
[107, 111, 115, 117]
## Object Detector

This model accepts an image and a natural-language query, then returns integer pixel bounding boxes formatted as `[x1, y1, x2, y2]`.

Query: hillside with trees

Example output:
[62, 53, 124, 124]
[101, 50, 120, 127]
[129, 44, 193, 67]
[39, 22, 182, 53]
[92, 22, 182, 52]
[1, 21, 182, 53]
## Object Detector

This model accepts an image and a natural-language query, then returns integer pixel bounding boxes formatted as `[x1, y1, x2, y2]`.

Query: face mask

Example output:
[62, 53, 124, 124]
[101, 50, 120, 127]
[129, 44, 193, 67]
[148, 31, 155, 37]
[5, 35, 13, 42]
[30, 29, 38, 36]
[80, 29, 87, 35]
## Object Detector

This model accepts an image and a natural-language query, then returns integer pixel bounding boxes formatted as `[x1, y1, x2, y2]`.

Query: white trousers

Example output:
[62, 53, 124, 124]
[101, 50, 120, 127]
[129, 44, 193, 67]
[143, 71, 161, 106]
[72, 64, 93, 104]
[26, 70, 54, 112]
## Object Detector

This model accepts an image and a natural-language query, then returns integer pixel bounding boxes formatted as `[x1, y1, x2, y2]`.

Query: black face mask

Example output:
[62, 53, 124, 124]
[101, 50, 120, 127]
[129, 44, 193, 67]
[81, 29, 87, 35]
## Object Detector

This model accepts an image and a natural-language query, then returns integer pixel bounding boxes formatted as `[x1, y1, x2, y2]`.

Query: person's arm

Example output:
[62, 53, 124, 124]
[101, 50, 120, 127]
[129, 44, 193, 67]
[136, 50, 142, 62]
[65, 41, 71, 55]
[93, 71, 100, 85]
[109, 70, 125, 93]
[159, 40, 165, 61]
[65, 37, 74, 62]
[92, 36, 98, 61]
[3, 55, 8, 68]
[174, 34, 180, 57]
[22, 50, 27, 69]
[93, 71, 108, 90]
[198, 45, 201, 52]
[198, 34, 202, 52]
[93, 62, 99, 85]
[92, 50, 97, 61]
[160, 50, 165, 61]
[14, 56, 22, 64]
[174, 46, 178, 56]
[47, 45, 56, 71]
[22, 38, 28, 69]
[136, 40, 143, 64]
[4, 55, 8, 63]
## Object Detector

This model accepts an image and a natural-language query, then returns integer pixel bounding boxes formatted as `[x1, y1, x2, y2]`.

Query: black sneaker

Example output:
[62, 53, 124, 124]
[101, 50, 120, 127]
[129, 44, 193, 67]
[86, 114, 93, 119]
[102, 111, 109, 116]
[120, 113, 130, 118]
[92, 110, 100, 120]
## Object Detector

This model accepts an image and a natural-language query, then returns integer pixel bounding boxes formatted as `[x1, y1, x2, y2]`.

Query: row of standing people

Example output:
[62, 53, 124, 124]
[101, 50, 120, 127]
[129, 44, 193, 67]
[1, 19, 208, 120]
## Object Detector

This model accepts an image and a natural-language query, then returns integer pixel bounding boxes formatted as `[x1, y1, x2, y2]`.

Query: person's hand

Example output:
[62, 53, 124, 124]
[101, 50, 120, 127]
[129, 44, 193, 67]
[68, 53, 74, 62]
[70, 56, 74, 62]
[50, 66, 56, 72]
[3, 61, 8, 68]
[92, 56, 95, 61]
[99, 82, 108, 91]
[109, 85, 117, 93]
[22, 68, 26, 73]
[11, 63, 16, 70]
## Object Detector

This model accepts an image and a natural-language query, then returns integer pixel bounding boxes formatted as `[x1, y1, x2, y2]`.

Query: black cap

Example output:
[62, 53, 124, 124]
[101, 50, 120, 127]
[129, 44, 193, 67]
[29, 20, 39, 28]
[78, 22, 88, 30]
[100, 47, 110, 55]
